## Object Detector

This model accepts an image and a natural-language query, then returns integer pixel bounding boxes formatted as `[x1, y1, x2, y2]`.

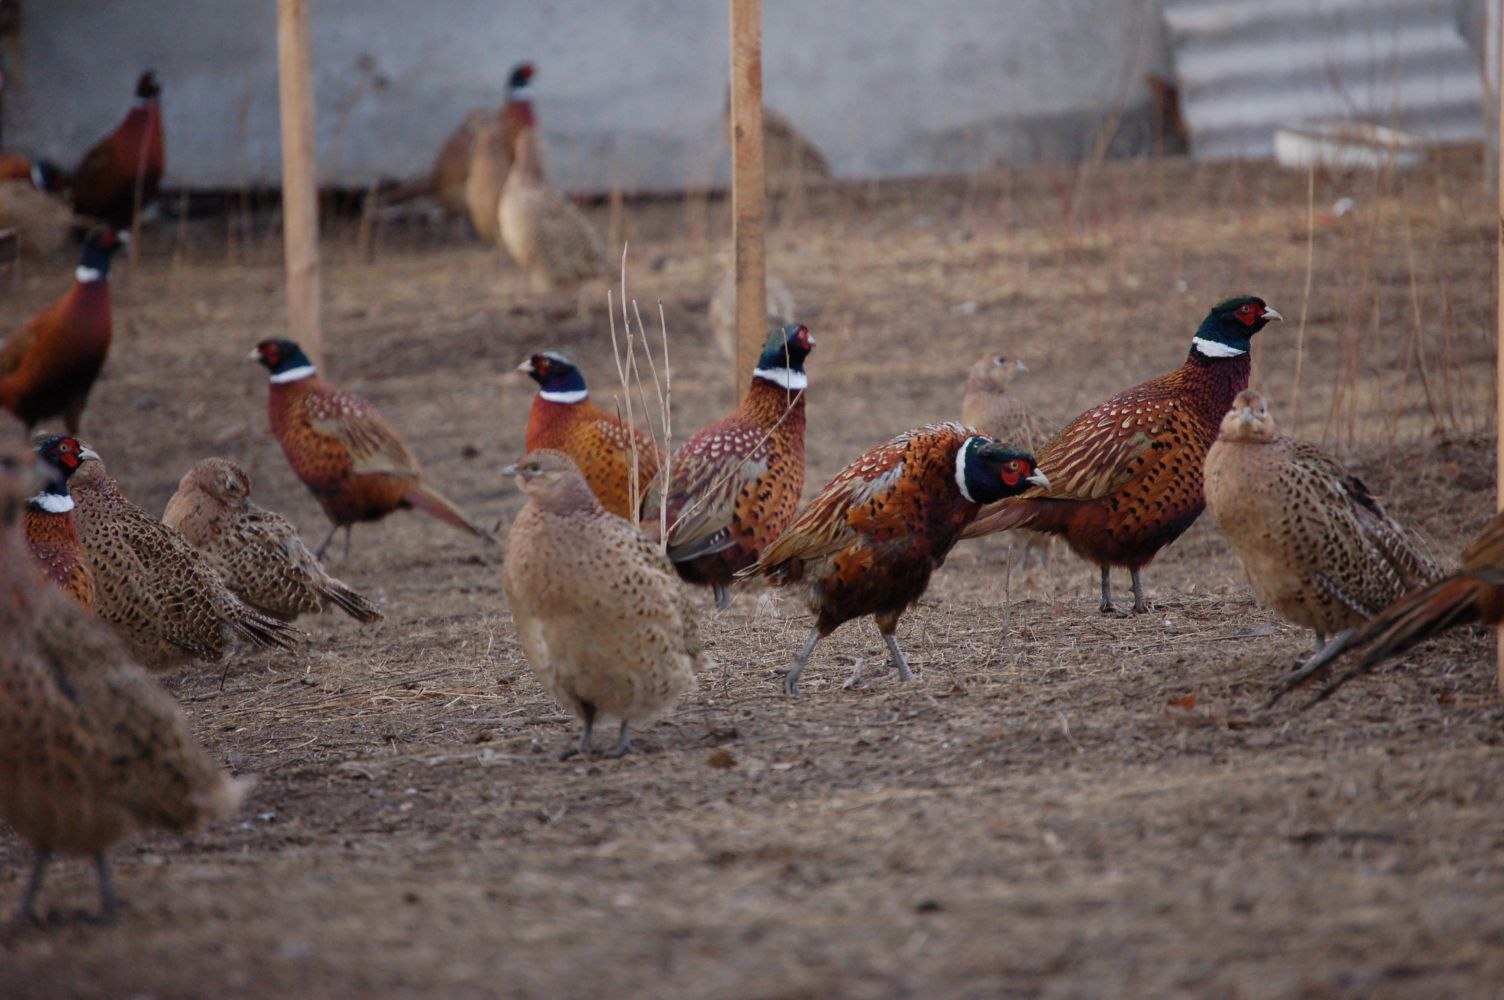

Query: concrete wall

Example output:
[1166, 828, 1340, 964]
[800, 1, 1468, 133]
[4, 0, 1172, 192]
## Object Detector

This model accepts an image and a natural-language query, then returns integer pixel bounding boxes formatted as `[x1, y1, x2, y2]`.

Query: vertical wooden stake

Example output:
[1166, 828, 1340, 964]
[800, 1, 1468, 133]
[730, 0, 767, 396]
[1496, 0, 1504, 694]
[278, 0, 322, 366]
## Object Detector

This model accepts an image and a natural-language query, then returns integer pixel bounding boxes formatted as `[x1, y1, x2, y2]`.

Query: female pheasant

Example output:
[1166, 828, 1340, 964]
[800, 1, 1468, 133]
[71, 71, 164, 228]
[1270, 510, 1504, 706]
[1205, 390, 1442, 648]
[502, 450, 705, 758]
[164, 457, 383, 624]
[641, 323, 814, 609]
[0, 227, 126, 433]
[748, 424, 1046, 694]
[250, 338, 494, 558]
[964, 296, 1282, 614]
[520, 351, 661, 519]
[37, 436, 302, 669]
[23, 446, 96, 610]
[0, 440, 249, 925]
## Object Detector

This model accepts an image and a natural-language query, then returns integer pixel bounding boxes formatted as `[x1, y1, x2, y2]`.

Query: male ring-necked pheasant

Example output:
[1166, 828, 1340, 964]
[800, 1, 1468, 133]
[37, 436, 302, 669]
[71, 71, 165, 228]
[164, 457, 383, 624]
[748, 423, 1046, 694]
[641, 323, 813, 609]
[23, 442, 96, 610]
[0, 440, 249, 925]
[1205, 390, 1443, 648]
[0, 227, 126, 433]
[964, 296, 1282, 614]
[1268, 510, 1504, 706]
[251, 338, 495, 558]
[520, 351, 661, 519]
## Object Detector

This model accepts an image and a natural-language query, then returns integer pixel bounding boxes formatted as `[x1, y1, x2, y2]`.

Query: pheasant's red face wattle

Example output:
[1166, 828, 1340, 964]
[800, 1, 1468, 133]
[999, 459, 1031, 489]
[1235, 303, 1261, 326]
[794, 326, 813, 351]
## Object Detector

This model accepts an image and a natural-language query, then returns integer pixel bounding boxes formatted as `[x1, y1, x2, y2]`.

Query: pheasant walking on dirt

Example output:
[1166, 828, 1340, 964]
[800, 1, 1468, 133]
[963, 296, 1282, 614]
[502, 450, 705, 758]
[641, 323, 814, 609]
[36, 436, 302, 669]
[1268, 510, 1504, 706]
[961, 352, 1057, 567]
[70, 71, 165, 228]
[164, 457, 383, 624]
[23, 444, 96, 610]
[1204, 390, 1442, 648]
[0, 227, 126, 433]
[520, 351, 661, 519]
[0, 440, 249, 925]
[748, 423, 1046, 694]
[250, 339, 495, 558]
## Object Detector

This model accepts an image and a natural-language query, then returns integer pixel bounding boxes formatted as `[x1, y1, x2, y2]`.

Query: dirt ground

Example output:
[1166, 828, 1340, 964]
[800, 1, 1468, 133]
[3, 149, 1503, 998]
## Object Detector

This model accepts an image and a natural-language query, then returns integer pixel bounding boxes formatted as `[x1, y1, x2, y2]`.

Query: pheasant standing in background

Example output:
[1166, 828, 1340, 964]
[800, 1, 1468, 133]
[0, 155, 65, 192]
[36, 436, 302, 669]
[465, 117, 509, 244]
[497, 80, 607, 295]
[708, 265, 796, 361]
[641, 323, 814, 609]
[0, 227, 126, 433]
[502, 450, 704, 758]
[1205, 390, 1443, 648]
[164, 457, 383, 624]
[520, 351, 661, 519]
[961, 353, 1057, 567]
[23, 443, 96, 610]
[0, 440, 249, 925]
[250, 339, 495, 557]
[749, 424, 1045, 694]
[1268, 510, 1504, 707]
[964, 296, 1282, 614]
[0, 158, 72, 258]
[71, 71, 164, 228]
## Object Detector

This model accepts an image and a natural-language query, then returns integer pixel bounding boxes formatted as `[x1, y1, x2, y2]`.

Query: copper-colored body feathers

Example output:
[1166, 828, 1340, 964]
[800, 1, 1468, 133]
[24, 494, 96, 611]
[71, 72, 164, 228]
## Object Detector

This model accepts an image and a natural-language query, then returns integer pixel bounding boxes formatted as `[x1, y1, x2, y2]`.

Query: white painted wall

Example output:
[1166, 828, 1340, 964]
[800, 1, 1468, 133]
[4, 0, 1172, 192]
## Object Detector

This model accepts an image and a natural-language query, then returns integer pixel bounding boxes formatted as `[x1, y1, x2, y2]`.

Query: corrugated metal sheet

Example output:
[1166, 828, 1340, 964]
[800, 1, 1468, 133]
[1164, 0, 1485, 160]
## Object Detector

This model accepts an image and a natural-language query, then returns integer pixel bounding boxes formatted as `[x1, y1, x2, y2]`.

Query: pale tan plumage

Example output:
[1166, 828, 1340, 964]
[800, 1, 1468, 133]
[708, 265, 796, 361]
[59, 441, 302, 669]
[1204, 390, 1444, 645]
[498, 127, 607, 293]
[0, 441, 249, 923]
[163, 457, 383, 624]
[501, 450, 704, 758]
[464, 117, 507, 244]
[961, 353, 1057, 566]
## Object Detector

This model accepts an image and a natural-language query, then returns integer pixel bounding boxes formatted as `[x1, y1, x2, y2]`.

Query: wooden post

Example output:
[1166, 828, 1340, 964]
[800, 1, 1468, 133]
[1496, 0, 1504, 693]
[277, 0, 322, 366]
[729, 0, 767, 395]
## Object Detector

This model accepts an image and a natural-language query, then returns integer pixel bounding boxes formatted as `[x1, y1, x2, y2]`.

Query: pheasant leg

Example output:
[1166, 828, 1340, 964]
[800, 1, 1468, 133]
[882, 631, 914, 683]
[1130, 569, 1149, 614]
[783, 628, 821, 696]
[559, 704, 597, 760]
[713, 584, 731, 611]
[83, 853, 118, 925]
[314, 523, 340, 560]
[1099, 566, 1116, 614]
[602, 721, 632, 759]
[11, 850, 50, 926]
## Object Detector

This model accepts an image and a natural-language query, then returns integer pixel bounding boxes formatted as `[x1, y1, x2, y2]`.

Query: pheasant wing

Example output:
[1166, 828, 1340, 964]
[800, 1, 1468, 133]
[305, 391, 420, 477]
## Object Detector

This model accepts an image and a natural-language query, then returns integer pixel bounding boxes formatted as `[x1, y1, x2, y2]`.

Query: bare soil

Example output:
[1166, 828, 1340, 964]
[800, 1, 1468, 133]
[3, 149, 1503, 998]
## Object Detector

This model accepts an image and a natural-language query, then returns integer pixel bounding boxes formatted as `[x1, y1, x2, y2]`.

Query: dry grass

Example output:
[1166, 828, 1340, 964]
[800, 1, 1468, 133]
[1, 148, 1501, 998]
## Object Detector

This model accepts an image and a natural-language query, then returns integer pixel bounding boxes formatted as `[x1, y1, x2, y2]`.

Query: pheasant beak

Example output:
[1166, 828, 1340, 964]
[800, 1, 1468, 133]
[78, 445, 101, 462]
[501, 463, 519, 478]
[1263, 307, 1284, 323]
[1239, 405, 1257, 425]
[1014, 360, 1029, 372]
[516, 359, 535, 374]
[1026, 469, 1051, 489]
[246, 347, 262, 362]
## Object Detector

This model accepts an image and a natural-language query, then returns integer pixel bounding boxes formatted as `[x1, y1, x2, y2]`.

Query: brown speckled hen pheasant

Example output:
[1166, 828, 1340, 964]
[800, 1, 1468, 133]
[641, 324, 814, 609]
[163, 457, 383, 624]
[748, 424, 1046, 694]
[0, 440, 249, 925]
[23, 444, 95, 610]
[1205, 390, 1442, 648]
[250, 339, 494, 558]
[0, 228, 126, 433]
[964, 296, 1281, 614]
[520, 351, 661, 519]
[37, 436, 302, 669]
[1269, 510, 1504, 706]
[502, 450, 705, 758]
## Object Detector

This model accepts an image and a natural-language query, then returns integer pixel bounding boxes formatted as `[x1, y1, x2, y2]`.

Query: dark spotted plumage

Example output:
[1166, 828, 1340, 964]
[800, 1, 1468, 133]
[520, 352, 661, 519]
[1205, 390, 1443, 647]
[965, 296, 1282, 613]
[0, 439, 248, 924]
[749, 423, 1045, 694]
[36, 436, 302, 670]
[164, 457, 383, 624]
[251, 339, 494, 557]
[641, 324, 813, 609]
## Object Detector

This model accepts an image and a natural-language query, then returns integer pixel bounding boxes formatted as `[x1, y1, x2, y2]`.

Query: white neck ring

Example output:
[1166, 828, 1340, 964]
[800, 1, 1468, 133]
[539, 388, 588, 404]
[754, 368, 807, 391]
[30, 492, 74, 513]
[954, 440, 977, 503]
[76, 266, 103, 283]
[1192, 337, 1246, 358]
[270, 364, 317, 384]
